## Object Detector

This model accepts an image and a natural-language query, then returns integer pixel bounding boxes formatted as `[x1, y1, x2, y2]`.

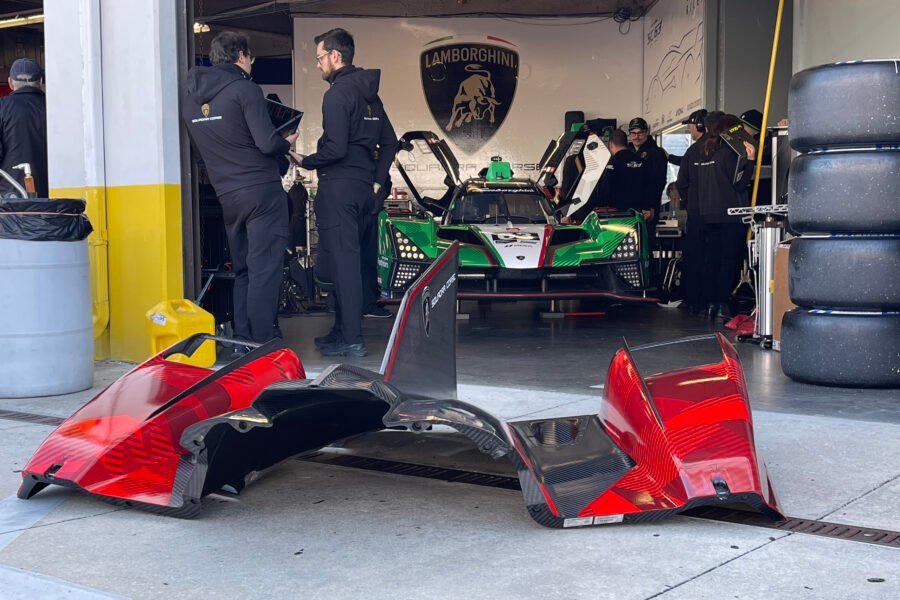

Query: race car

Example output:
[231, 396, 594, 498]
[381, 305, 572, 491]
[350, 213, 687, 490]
[378, 129, 654, 301]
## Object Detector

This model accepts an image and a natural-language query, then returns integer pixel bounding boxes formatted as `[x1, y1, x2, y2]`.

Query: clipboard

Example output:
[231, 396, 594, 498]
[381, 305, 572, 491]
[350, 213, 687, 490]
[266, 99, 303, 135]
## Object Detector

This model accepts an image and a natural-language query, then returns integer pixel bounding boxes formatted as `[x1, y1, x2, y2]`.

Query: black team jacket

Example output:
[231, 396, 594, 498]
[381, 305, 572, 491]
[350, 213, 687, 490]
[629, 136, 668, 214]
[0, 86, 48, 197]
[695, 142, 755, 223]
[183, 64, 289, 196]
[301, 66, 397, 187]
[571, 148, 650, 222]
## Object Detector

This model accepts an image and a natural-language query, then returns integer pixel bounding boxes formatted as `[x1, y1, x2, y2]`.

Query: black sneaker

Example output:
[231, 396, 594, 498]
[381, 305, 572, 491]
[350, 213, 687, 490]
[363, 306, 392, 319]
[319, 342, 368, 357]
[314, 332, 340, 348]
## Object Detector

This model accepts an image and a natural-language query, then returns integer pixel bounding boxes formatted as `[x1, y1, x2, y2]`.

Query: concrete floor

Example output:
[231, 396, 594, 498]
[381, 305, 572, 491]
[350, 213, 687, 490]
[1, 301, 898, 599]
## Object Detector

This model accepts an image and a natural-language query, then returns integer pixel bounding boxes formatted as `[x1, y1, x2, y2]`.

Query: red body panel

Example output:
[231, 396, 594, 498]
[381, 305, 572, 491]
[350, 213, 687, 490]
[578, 334, 781, 519]
[21, 349, 303, 507]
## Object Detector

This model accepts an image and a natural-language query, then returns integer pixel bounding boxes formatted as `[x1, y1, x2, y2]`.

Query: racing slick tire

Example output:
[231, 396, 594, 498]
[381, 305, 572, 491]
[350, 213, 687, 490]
[781, 309, 900, 388]
[788, 151, 900, 234]
[788, 237, 900, 310]
[788, 61, 900, 151]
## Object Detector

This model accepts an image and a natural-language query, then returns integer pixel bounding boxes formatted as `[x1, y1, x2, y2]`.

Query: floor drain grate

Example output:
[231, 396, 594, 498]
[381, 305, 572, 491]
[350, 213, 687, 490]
[0, 409, 65, 427]
[300, 453, 522, 491]
[684, 506, 900, 548]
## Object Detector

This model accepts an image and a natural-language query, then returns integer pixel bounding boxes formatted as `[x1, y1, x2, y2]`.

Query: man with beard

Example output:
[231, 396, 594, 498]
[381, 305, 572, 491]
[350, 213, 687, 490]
[183, 32, 297, 350]
[294, 28, 397, 357]
[627, 117, 668, 257]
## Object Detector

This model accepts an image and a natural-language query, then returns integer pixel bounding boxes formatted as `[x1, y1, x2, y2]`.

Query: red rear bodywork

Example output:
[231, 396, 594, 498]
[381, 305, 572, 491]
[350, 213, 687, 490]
[19, 340, 302, 513]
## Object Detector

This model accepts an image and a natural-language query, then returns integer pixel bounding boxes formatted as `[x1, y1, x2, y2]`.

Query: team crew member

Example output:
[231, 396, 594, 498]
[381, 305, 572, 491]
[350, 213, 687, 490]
[627, 117, 667, 243]
[183, 32, 297, 347]
[695, 114, 757, 321]
[675, 109, 719, 316]
[297, 28, 397, 357]
[566, 129, 648, 222]
[739, 108, 772, 203]
[0, 58, 48, 197]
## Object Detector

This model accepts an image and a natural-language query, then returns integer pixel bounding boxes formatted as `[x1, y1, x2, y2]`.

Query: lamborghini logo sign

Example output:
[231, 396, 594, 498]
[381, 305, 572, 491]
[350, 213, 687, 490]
[421, 37, 519, 153]
[201, 103, 210, 118]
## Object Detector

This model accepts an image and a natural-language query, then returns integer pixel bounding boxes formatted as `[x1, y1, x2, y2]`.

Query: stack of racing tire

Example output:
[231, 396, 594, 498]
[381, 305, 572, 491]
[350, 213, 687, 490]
[782, 60, 900, 388]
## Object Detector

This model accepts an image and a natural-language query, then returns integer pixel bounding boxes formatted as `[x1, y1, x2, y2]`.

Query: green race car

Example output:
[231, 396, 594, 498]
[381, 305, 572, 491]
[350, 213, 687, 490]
[378, 129, 653, 302]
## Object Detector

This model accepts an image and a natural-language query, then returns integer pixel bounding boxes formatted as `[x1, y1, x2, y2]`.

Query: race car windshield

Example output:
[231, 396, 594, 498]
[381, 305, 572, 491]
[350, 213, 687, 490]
[450, 192, 547, 224]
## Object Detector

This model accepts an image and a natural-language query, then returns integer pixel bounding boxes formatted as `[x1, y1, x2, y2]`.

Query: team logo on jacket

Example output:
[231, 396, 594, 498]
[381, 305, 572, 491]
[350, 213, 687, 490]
[421, 37, 519, 153]
[201, 103, 210, 118]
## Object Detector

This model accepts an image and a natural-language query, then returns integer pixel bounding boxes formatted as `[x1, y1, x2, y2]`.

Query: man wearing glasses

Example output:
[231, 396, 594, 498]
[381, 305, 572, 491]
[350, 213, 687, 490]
[293, 28, 397, 358]
[183, 31, 299, 351]
[627, 117, 668, 263]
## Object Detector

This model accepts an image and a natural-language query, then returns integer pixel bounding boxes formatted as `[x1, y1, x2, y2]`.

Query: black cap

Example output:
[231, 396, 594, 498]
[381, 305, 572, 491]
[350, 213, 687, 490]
[9, 58, 42, 83]
[681, 109, 708, 126]
[627, 117, 649, 132]
[739, 109, 764, 131]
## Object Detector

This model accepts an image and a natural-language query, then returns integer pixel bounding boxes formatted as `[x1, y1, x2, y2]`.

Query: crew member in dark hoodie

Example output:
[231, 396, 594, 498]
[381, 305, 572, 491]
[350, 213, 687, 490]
[182, 32, 298, 347]
[627, 117, 668, 243]
[0, 58, 48, 197]
[294, 28, 397, 358]
[696, 113, 757, 322]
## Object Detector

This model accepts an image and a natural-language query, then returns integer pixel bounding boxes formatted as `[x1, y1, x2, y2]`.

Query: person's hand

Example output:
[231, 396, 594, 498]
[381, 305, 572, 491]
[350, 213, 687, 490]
[289, 150, 306, 165]
[284, 130, 300, 145]
[373, 182, 382, 195]
[560, 215, 571, 224]
[777, 118, 790, 127]
[641, 208, 655, 221]
[743, 141, 757, 162]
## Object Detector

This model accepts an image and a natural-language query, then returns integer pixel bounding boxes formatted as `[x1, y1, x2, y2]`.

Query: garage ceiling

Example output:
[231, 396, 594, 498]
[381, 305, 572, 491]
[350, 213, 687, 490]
[195, 0, 658, 36]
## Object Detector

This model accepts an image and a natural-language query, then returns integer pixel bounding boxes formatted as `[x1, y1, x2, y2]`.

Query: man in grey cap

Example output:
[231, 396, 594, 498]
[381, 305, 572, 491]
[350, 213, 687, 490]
[0, 58, 48, 197]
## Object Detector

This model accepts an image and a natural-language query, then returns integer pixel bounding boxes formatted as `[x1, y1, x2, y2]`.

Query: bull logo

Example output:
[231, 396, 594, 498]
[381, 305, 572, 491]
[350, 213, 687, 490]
[446, 65, 500, 132]
[421, 39, 518, 153]
[201, 103, 210, 118]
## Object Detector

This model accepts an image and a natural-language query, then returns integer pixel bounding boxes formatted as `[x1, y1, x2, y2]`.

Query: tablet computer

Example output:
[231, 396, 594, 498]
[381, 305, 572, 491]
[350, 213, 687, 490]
[266, 99, 303, 135]
[719, 123, 757, 159]
[720, 123, 758, 183]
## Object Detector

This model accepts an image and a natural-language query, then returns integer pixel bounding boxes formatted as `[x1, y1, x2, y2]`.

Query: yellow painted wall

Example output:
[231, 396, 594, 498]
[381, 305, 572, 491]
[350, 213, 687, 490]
[51, 184, 183, 362]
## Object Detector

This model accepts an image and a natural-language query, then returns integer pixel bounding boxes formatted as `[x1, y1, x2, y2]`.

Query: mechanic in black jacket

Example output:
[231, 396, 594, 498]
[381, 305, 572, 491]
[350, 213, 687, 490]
[675, 109, 720, 316]
[567, 129, 648, 223]
[627, 118, 667, 241]
[296, 28, 398, 357]
[695, 114, 757, 321]
[0, 59, 48, 198]
[183, 31, 298, 347]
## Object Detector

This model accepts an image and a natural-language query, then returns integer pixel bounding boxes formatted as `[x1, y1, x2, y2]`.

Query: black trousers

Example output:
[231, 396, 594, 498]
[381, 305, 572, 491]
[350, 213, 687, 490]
[359, 203, 380, 312]
[700, 222, 746, 308]
[315, 178, 375, 345]
[681, 212, 705, 310]
[219, 181, 288, 343]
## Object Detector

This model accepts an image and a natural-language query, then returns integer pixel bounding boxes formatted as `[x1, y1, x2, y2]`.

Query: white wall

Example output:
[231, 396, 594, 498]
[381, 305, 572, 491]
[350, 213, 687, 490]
[642, 0, 706, 130]
[293, 17, 643, 179]
[794, 0, 900, 72]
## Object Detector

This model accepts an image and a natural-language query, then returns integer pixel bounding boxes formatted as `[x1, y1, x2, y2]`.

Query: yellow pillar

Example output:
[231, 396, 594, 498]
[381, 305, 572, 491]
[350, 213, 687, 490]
[45, 0, 185, 361]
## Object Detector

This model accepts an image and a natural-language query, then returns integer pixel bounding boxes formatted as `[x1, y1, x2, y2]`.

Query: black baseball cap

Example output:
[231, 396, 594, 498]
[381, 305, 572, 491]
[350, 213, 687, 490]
[627, 117, 649, 132]
[9, 58, 42, 82]
[681, 109, 708, 126]
[739, 109, 764, 131]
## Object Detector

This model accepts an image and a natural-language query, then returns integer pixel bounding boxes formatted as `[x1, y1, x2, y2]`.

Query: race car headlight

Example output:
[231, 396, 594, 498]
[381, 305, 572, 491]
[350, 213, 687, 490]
[611, 228, 640, 261]
[393, 230, 428, 261]
[391, 228, 431, 288]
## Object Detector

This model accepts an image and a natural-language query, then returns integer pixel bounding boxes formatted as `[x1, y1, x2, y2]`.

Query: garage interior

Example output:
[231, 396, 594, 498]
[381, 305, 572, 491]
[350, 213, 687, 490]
[0, 1, 898, 598]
